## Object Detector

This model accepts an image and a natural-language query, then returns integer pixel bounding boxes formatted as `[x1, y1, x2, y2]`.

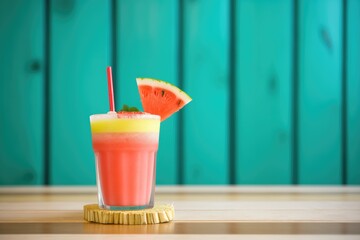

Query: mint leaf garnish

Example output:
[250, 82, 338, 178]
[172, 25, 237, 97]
[120, 104, 140, 112]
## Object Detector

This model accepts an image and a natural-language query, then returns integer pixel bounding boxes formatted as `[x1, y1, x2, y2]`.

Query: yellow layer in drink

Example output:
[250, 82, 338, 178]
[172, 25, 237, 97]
[90, 112, 160, 133]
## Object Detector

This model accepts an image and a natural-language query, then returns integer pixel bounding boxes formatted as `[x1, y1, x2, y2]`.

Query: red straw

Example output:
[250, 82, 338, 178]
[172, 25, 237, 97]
[106, 66, 115, 111]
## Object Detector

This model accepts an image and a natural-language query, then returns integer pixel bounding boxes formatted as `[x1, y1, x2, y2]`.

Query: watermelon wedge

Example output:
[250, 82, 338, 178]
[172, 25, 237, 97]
[136, 78, 192, 121]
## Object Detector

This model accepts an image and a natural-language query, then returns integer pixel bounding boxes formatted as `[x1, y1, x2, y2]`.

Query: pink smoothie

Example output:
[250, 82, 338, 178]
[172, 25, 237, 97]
[90, 113, 160, 209]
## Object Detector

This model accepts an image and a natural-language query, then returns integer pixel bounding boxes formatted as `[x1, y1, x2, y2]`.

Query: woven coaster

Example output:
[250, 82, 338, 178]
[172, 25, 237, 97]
[83, 203, 174, 225]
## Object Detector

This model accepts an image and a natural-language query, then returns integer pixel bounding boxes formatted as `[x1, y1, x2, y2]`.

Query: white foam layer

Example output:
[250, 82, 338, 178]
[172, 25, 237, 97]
[90, 111, 160, 121]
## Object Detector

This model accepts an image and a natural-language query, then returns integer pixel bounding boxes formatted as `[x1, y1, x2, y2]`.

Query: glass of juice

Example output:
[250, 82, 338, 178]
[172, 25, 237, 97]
[90, 111, 160, 210]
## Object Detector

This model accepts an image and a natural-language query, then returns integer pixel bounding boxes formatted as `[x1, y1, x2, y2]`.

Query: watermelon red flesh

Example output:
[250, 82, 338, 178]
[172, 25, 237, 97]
[138, 86, 187, 121]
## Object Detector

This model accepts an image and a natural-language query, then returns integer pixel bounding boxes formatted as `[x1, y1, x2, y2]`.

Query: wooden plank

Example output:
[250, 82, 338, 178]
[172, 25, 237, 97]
[347, 0, 360, 184]
[298, 0, 342, 184]
[1, 200, 360, 211]
[175, 209, 360, 222]
[1, 222, 360, 235]
[1, 235, 360, 240]
[50, 0, 110, 184]
[0, 0, 44, 185]
[236, 0, 293, 184]
[1, 186, 360, 202]
[117, 0, 179, 184]
[0, 202, 360, 222]
[183, 0, 229, 184]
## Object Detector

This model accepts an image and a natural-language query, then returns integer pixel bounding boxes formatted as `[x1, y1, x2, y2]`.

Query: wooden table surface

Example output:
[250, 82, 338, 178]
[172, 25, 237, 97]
[0, 186, 360, 239]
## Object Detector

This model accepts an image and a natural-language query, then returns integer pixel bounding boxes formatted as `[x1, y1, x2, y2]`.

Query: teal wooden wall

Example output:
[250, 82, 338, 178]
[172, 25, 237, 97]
[0, 0, 44, 185]
[236, 0, 293, 184]
[183, 0, 229, 184]
[299, 0, 343, 184]
[347, 0, 360, 184]
[50, 0, 110, 184]
[0, 0, 359, 185]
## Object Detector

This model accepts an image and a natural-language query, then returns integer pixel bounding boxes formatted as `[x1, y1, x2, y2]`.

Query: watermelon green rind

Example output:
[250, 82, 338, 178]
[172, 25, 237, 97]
[136, 78, 192, 104]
